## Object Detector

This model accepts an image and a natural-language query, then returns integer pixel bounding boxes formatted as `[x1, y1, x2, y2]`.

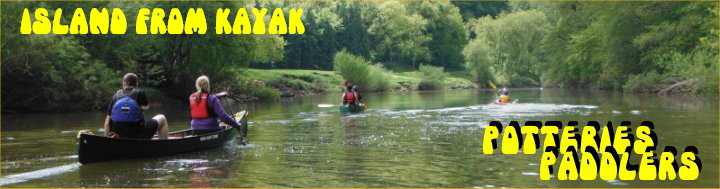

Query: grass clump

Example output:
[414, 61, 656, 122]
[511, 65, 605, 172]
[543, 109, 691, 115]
[417, 64, 446, 90]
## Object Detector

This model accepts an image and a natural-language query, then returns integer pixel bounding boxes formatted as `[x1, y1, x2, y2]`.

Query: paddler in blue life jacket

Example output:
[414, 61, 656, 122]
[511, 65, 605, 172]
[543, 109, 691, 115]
[104, 73, 170, 139]
[188, 75, 242, 136]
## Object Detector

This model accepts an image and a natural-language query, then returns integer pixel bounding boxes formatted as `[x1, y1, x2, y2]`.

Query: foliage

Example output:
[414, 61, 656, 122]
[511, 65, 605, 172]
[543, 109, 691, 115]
[367, 1, 431, 69]
[463, 40, 496, 84]
[4, 1, 718, 113]
[1, 3, 118, 112]
[465, 10, 550, 87]
[409, 1, 468, 70]
[418, 65, 447, 90]
[333, 51, 390, 92]
[1, 34, 118, 112]
[452, 1, 509, 20]
[234, 79, 280, 101]
[623, 71, 664, 93]
[2, 1, 290, 112]
[367, 64, 392, 92]
[536, 2, 718, 94]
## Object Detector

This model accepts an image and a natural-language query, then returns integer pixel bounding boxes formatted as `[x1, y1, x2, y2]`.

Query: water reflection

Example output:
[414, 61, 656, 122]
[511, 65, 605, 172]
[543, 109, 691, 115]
[77, 142, 243, 188]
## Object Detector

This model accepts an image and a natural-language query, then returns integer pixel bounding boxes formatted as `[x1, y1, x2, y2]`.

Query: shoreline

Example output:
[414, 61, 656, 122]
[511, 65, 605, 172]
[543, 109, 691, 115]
[233, 69, 478, 101]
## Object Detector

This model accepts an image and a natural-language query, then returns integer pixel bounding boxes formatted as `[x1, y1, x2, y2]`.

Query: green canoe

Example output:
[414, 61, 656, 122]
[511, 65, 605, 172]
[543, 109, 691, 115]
[339, 103, 367, 113]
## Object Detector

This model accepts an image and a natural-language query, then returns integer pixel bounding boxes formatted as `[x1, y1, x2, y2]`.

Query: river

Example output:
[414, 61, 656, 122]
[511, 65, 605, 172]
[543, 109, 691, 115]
[1, 88, 718, 187]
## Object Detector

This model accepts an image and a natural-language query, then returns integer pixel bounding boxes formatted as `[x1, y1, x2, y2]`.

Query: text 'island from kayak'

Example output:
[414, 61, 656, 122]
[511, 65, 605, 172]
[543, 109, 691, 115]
[20, 8, 305, 35]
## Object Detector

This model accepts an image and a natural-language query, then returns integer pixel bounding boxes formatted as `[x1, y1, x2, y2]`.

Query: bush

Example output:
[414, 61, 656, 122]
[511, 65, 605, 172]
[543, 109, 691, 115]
[235, 80, 280, 101]
[418, 64, 446, 90]
[1, 35, 118, 112]
[623, 71, 664, 93]
[334, 51, 390, 92]
[367, 64, 392, 92]
[655, 49, 718, 95]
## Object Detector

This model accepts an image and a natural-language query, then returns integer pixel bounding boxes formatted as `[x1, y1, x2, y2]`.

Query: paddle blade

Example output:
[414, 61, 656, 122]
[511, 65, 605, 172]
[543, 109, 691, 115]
[318, 104, 335, 108]
[488, 81, 497, 89]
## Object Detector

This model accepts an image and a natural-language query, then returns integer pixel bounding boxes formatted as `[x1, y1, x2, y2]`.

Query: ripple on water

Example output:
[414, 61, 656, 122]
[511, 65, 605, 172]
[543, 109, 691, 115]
[39, 155, 78, 162]
[237, 143, 256, 149]
[371, 103, 599, 128]
[605, 180, 628, 186]
[1, 163, 81, 186]
[263, 120, 290, 124]
[165, 159, 210, 164]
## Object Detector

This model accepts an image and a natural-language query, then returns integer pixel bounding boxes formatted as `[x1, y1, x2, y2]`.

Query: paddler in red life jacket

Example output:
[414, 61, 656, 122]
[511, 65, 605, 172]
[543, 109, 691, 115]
[189, 75, 242, 135]
[341, 85, 360, 106]
[104, 73, 170, 139]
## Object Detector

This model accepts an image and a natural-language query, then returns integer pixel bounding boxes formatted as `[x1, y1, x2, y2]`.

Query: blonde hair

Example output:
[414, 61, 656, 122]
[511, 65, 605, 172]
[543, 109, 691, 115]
[196, 75, 210, 93]
[193, 75, 210, 105]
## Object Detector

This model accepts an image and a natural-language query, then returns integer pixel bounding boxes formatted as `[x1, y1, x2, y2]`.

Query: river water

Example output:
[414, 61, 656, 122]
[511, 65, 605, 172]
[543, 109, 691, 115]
[1, 88, 718, 187]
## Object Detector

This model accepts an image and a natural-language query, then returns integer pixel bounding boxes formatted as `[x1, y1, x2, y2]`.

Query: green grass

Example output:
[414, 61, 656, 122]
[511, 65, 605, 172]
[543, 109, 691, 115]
[241, 69, 345, 94]
[238, 68, 476, 95]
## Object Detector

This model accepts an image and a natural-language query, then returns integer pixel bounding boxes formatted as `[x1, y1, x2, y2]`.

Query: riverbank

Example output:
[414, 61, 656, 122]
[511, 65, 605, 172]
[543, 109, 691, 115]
[236, 69, 477, 99]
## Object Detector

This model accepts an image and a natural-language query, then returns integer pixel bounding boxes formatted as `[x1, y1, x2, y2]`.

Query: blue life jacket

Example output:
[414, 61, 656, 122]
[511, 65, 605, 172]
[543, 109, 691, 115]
[111, 95, 142, 123]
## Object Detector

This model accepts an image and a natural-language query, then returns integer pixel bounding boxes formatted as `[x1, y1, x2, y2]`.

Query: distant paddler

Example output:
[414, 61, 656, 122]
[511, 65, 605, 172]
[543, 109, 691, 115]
[340, 82, 366, 113]
[352, 85, 363, 104]
[494, 88, 511, 105]
[488, 81, 511, 105]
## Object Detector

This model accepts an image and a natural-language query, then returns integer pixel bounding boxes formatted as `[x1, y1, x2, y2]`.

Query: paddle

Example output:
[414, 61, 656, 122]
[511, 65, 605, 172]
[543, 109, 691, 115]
[489, 81, 519, 104]
[217, 92, 246, 144]
[318, 104, 336, 108]
[319, 103, 368, 108]
[319, 92, 364, 108]
[488, 81, 500, 96]
[489, 81, 521, 104]
[488, 81, 497, 90]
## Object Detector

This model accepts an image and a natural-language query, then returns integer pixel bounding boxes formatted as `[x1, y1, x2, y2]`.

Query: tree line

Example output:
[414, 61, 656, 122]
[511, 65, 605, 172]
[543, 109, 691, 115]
[2, 0, 716, 113]
[464, 2, 718, 94]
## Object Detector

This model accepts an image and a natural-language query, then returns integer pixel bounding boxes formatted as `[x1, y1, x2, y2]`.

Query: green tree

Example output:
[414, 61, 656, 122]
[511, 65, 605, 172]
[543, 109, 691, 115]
[367, 1, 431, 70]
[409, 1, 468, 70]
[463, 40, 495, 84]
[467, 10, 550, 86]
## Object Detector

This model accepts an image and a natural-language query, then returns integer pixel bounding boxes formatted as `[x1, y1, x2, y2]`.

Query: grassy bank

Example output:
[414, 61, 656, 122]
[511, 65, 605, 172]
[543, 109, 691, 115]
[237, 69, 477, 99]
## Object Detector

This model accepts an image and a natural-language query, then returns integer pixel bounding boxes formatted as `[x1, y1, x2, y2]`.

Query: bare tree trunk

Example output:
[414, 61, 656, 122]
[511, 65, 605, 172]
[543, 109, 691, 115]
[658, 79, 696, 95]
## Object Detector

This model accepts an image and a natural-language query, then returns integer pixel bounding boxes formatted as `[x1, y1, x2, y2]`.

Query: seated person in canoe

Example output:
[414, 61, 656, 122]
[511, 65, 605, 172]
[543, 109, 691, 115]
[341, 84, 361, 106]
[352, 85, 363, 103]
[104, 73, 170, 139]
[189, 75, 242, 135]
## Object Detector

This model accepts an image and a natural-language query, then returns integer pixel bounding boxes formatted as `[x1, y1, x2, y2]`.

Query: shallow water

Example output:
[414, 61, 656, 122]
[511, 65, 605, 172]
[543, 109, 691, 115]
[1, 88, 718, 187]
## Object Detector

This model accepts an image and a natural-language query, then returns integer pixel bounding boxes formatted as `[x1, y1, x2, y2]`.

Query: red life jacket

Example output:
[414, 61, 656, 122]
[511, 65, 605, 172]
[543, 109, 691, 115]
[190, 93, 211, 119]
[344, 92, 356, 104]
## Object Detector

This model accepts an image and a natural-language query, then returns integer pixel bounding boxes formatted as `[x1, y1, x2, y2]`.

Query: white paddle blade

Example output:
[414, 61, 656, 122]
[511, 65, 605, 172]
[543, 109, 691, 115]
[318, 104, 335, 108]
